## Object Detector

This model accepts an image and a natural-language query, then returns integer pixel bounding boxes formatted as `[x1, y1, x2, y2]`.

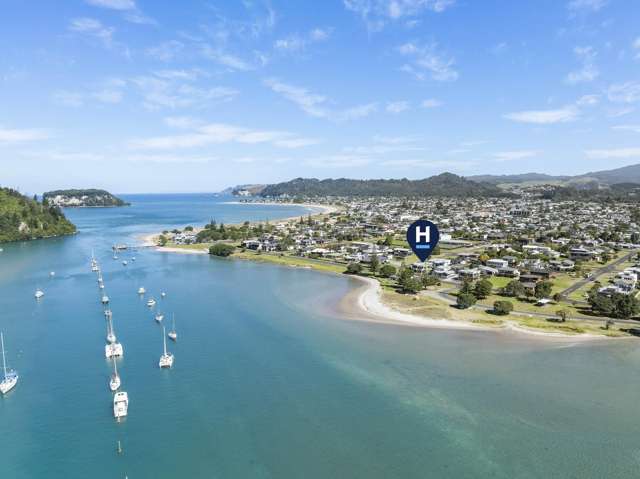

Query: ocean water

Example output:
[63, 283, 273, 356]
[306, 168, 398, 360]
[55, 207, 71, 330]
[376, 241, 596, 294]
[1, 194, 639, 478]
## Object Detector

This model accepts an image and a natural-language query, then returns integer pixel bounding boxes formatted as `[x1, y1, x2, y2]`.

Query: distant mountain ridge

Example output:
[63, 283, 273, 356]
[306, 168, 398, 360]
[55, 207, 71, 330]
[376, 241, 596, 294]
[469, 163, 640, 185]
[257, 173, 508, 198]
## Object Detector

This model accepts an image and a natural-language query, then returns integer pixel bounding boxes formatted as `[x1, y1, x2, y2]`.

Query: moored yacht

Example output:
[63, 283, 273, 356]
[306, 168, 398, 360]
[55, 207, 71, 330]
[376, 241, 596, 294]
[0, 333, 18, 395]
[155, 312, 164, 322]
[101, 295, 109, 304]
[122, 260, 128, 266]
[113, 391, 128, 419]
[137, 287, 146, 295]
[34, 289, 44, 299]
[168, 314, 177, 341]
[109, 357, 120, 391]
[147, 298, 156, 307]
[106, 314, 117, 344]
[159, 326, 174, 368]
[105, 342, 124, 358]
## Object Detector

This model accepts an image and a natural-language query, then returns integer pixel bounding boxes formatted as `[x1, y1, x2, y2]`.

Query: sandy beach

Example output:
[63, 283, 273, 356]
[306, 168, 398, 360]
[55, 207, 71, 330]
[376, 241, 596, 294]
[340, 275, 610, 341]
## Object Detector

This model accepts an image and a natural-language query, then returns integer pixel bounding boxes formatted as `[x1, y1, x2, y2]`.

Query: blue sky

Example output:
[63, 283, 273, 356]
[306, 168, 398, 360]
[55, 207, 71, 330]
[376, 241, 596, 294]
[2, 0, 640, 193]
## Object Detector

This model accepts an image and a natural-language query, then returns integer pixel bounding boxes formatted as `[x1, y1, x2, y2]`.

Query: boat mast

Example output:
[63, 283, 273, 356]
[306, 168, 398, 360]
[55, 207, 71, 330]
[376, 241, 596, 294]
[162, 326, 167, 355]
[1, 333, 7, 380]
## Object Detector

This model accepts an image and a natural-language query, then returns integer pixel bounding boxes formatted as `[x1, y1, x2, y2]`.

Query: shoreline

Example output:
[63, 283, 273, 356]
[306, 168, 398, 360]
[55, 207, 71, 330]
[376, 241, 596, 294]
[141, 201, 621, 341]
[340, 276, 611, 341]
[138, 201, 339, 248]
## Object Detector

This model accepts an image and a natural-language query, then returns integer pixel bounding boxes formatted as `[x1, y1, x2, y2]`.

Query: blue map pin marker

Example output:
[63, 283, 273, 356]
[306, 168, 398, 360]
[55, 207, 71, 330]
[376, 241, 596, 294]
[406, 220, 440, 262]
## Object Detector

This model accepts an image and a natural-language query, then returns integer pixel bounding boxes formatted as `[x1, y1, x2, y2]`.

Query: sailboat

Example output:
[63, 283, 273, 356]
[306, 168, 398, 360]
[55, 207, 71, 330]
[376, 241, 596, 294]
[155, 311, 164, 322]
[158, 326, 174, 368]
[91, 249, 99, 272]
[109, 356, 121, 391]
[146, 298, 156, 307]
[0, 333, 18, 395]
[106, 313, 117, 344]
[137, 287, 145, 295]
[34, 288, 44, 299]
[168, 314, 177, 341]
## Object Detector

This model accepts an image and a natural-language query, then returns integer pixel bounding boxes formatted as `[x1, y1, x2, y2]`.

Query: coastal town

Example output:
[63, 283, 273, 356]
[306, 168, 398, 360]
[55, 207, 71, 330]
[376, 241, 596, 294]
[156, 190, 640, 337]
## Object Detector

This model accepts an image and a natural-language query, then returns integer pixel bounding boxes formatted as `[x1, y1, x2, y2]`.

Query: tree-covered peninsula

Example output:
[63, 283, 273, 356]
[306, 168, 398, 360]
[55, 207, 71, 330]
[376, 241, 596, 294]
[43, 189, 129, 207]
[0, 187, 76, 242]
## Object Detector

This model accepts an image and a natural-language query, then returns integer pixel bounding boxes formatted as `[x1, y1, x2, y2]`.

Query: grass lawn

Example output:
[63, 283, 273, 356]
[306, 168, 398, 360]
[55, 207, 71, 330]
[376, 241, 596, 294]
[232, 251, 347, 274]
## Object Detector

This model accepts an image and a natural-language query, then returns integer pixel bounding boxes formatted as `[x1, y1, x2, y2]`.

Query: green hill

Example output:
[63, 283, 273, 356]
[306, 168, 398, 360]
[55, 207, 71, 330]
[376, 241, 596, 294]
[43, 189, 129, 207]
[258, 173, 508, 198]
[0, 188, 76, 243]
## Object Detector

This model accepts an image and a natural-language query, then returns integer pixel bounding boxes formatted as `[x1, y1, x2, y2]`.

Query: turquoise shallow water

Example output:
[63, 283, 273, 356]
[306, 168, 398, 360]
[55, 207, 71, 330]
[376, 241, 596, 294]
[1, 194, 640, 478]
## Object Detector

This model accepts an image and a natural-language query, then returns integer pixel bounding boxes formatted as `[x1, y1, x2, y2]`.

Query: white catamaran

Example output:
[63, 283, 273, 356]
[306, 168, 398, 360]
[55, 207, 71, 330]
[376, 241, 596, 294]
[0, 333, 18, 395]
[109, 356, 121, 391]
[159, 326, 174, 368]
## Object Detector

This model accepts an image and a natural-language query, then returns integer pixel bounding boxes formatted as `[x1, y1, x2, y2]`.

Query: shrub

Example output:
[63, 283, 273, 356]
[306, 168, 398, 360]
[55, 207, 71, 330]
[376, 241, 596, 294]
[457, 292, 477, 309]
[209, 243, 235, 257]
[346, 262, 363, 275]
[493, 300, 513, 315]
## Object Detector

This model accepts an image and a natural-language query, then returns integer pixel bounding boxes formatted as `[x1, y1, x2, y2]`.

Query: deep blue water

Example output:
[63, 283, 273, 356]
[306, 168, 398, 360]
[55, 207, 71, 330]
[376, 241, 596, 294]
[1, 194, 640, 478]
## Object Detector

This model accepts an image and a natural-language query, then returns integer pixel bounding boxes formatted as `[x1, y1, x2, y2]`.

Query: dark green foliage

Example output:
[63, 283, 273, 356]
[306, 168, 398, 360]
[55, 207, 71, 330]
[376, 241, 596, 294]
[421, 274, 439, 287]
[502, 280, 525, 298]
[379, 264, 397, 278]
[42, 189, 129, 206]
[493, 300, 513, 315]
[474, 278, 493, 299]
[0, 188, 76, 242]
[456, 293, 477, 309]
[259, 173, 509, 198]
[208, 243, 236, 257]
[587, 285, 640, 319]
[534, 281, 553, 299]
[346, 262, 363, 274]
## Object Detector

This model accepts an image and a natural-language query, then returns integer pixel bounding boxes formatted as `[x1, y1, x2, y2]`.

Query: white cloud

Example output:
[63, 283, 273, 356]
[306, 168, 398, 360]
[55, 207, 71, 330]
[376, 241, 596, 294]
[386, 101, 409, 113]
[131, 73, 237, 109]
[201, 45, 253, 71]
[608, 82, 640, 104]
[421, 98, 442, 108]
[567, 0, 608, 13]
[310, 28, 331, 41]
[52, 90, 85, 107]
[565, 46, 598, 84]
[274, 28, 331, 53]
[164, 116, 201, 129]
[85, 0, 135, 10]
[576, 94, 599, 106]
[585, 147, 640, 159]
[274, 36, 306, 52]
[504, 106, 579, 124]
[264, 78, 377, 121]
[69, 18, 114, 48]
[344, 0, 455, 31]
[146, 41, 185, 62]
[93, 89, 123, 103]
[493, 150, 538, 162]
[129, 123, 317, 151]
[398, 42, 458, 82]
[0, 127, 50, 145]
[612, 125, 640, 133]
